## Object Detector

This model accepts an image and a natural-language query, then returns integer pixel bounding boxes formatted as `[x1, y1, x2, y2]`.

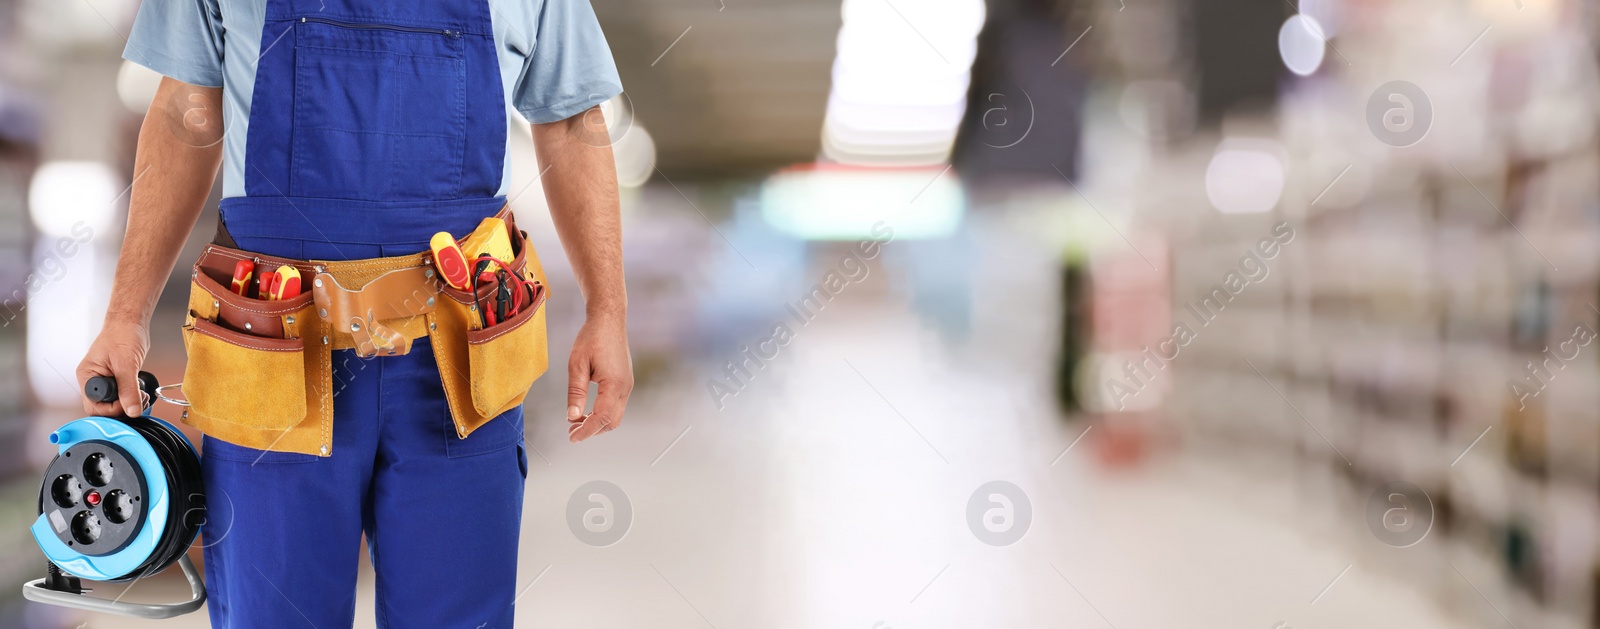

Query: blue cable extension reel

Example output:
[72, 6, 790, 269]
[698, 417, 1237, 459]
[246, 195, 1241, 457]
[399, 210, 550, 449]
[22, 372, 207, 619]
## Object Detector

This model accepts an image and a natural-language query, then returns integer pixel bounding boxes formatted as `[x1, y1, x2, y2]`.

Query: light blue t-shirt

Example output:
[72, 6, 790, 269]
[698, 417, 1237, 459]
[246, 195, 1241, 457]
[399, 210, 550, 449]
[122, 0, 623, 199]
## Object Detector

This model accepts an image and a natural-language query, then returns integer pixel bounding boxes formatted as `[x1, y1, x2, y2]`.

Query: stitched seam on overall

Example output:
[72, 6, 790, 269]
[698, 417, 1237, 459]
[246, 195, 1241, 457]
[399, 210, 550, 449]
[301, 127, 458, 139]
[427, 313, 467, 437]
[292, 61, 305, 197]
[450, 59, 466, 192]
[296, 45, 462, 63]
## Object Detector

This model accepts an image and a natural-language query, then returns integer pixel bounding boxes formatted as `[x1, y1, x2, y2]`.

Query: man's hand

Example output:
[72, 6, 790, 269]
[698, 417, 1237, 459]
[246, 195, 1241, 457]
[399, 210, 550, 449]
[532, 104, 630, 442]
[77, 320, 152, 418]
[566, 314, 632, 442]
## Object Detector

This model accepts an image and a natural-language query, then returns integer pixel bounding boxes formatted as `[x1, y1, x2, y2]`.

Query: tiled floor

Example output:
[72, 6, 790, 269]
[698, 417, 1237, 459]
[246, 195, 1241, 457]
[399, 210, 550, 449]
[61, 190, 1481, 628]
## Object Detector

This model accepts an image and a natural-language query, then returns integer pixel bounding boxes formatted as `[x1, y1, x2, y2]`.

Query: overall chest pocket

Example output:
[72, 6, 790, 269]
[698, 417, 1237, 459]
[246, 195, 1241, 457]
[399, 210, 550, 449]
[291, 18, 467, 201]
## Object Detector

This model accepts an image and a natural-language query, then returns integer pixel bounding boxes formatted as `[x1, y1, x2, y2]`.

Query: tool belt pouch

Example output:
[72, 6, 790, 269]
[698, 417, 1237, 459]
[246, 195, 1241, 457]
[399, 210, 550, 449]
[181, 247, 326, 455]
[429, 229, 550, 437]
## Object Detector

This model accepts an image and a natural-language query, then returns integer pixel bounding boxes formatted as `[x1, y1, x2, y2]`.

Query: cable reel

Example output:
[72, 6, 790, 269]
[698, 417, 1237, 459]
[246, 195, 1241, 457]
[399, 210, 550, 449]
[22, 372, 207, 619]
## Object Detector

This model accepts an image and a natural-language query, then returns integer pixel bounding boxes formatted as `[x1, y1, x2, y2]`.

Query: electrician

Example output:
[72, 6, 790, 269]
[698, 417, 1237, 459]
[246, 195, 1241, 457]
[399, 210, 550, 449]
[75, 0, 633, 626]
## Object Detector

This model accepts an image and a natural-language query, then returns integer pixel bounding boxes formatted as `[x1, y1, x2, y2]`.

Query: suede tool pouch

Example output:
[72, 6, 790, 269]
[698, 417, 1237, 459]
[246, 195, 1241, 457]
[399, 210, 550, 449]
[181, 245, 323, 445]
[181, 317, 307, 430]
[466, 280, 548, 418]
[429, 228, 550, 437]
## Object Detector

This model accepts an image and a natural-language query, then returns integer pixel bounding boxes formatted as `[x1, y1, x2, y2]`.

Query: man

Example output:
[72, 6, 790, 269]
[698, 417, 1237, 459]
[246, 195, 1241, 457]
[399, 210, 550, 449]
[73, 0, 633, 626]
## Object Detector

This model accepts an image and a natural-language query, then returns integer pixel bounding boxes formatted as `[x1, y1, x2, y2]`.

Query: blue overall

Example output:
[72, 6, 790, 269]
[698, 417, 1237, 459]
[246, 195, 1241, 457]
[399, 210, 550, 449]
[202, 1, 528, 626]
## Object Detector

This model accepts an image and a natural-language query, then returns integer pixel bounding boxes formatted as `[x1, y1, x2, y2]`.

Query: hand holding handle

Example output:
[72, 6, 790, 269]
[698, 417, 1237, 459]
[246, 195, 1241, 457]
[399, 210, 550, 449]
[84, 371, 159, 412]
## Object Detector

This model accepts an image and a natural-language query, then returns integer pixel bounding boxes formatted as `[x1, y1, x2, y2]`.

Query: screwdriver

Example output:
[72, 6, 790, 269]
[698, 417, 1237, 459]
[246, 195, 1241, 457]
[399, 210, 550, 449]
[230, 260, 255, 296]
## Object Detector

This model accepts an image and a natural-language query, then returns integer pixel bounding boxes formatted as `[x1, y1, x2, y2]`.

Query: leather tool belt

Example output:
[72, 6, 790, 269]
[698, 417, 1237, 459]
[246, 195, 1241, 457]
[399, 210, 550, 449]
[178, 209, 550, 456]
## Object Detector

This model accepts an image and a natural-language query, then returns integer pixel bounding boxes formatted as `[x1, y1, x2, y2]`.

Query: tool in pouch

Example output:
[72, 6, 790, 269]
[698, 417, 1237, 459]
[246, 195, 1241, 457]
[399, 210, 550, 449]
[178, 213, 550, 456]
[24, 371, 208, 619]
[455, 216, 535, 329]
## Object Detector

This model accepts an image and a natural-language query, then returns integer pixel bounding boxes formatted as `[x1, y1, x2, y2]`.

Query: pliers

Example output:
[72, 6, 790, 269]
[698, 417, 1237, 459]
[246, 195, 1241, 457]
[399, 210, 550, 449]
[471, 255, 538, 328]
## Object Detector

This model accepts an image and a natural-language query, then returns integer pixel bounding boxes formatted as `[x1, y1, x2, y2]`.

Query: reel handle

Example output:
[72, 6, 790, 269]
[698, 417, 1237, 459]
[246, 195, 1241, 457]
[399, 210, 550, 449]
[84, 371, 160, 411]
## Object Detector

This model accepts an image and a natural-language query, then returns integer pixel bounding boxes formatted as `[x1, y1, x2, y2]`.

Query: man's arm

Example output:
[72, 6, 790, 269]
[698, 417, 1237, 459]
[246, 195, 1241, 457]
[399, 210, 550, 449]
[76, 77, 223, 417]
[531, 106, 632, 443]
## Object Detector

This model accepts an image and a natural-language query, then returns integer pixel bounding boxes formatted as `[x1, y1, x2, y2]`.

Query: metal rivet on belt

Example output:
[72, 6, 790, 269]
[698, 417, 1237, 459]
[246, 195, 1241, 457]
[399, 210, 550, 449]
[286, 316, 295, 325]
[181, 410, 188, 420]
[426, 297, 435, 307]
[319, 308, 328, 317]
[470, 304, 477, 311]
[429, 322, 436, 331]
[313, 278, 323, 288]
[322, 335, 329, 344]
[212, 300, 219, 310]
[244, 322, 252, 331]
[350, 321, 361, 331]
[320, 445, 329, 456]
[424, 269, 435, 279]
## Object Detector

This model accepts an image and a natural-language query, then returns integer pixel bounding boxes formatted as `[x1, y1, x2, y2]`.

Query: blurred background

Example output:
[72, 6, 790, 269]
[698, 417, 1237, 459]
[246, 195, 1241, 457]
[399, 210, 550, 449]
[2, 0, 1599, 627]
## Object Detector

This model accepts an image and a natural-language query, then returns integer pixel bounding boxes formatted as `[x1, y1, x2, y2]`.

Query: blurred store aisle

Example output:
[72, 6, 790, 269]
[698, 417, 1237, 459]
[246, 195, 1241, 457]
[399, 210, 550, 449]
[69, 188, 1477, 629]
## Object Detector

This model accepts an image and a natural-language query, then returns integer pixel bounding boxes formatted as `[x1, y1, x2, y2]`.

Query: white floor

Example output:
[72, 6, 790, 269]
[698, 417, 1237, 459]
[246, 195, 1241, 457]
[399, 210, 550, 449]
[83, 448, 1477, 629]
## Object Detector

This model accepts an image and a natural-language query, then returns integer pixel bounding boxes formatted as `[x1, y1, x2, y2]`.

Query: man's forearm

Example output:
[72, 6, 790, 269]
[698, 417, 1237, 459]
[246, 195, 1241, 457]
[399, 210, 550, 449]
[106, 79, 225, 326]
[531, 108, 626, 320]
[534, 105, 633, 441]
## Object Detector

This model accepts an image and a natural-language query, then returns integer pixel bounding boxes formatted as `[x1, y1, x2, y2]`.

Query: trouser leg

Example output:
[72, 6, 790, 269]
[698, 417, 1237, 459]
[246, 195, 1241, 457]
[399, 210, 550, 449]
[365, 337, 528, 629]
[200, 348, 381, 629]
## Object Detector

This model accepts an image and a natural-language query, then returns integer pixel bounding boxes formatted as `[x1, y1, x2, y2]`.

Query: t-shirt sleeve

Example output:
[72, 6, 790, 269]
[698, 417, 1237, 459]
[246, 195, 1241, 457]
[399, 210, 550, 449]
[122, 0, 227, 88]
[507, 0, 624, 124]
